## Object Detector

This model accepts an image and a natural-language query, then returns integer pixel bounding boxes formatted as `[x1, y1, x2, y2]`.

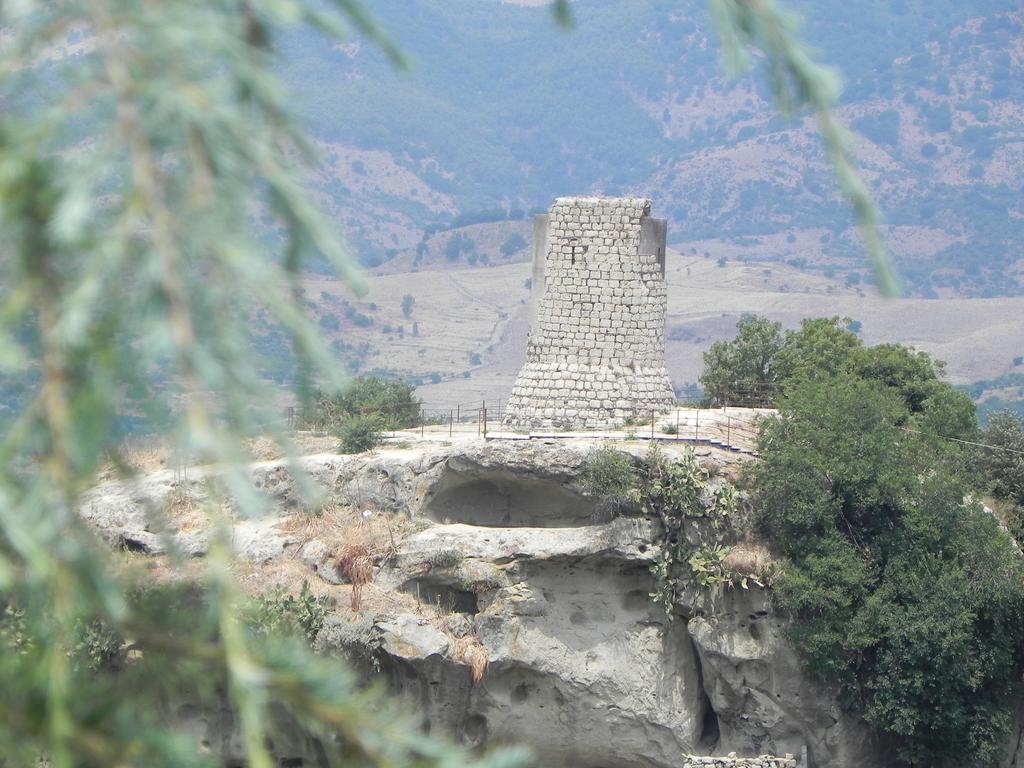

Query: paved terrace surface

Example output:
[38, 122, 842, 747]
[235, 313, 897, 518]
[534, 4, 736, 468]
[385, 406, 773, 455]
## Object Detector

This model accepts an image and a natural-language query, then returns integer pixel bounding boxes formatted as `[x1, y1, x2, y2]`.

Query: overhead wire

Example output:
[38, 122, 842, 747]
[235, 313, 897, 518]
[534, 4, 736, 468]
[900, 426, 1024, 457]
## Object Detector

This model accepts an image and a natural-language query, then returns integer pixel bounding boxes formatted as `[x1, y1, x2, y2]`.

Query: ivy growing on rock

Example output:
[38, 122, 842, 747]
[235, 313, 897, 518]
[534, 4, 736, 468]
[637, 446, 739, 618]
[581, 444, 739, 619]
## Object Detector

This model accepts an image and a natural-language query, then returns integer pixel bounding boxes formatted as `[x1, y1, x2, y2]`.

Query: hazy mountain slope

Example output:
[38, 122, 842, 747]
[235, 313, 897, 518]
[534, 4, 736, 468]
[291, 251, 1024, 413]
[280, 0, 1024, 296]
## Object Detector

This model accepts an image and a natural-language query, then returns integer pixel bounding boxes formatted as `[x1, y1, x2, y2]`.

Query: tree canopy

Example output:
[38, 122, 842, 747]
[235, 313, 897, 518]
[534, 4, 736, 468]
[699, 315, 787, 406]
[751, 373, 1024, 765]
[303, 376, 420, 432]
[978, 410, 1024, 506]
[701, 315, 977, 443]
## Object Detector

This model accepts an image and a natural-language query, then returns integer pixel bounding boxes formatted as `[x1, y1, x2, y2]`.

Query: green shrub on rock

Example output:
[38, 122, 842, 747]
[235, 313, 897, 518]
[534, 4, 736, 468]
[248, 582, 330, 644]
[338, 414, 384, 454]
[580, 447, 639, 511]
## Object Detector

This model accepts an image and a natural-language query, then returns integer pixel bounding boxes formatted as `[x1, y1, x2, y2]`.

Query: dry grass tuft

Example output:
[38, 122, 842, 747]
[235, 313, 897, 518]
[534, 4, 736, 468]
[161, 486, 204, 532]
[97, 438, 172, 480]
[252, 503, 416, 612]
[280, 504, 400, 564]
[723, 541, 780, 587]
[451, 636, 489, 683]
[247, 436, 283, 462]
[336, 543, 374, 611]
[723, 542, 772, 575]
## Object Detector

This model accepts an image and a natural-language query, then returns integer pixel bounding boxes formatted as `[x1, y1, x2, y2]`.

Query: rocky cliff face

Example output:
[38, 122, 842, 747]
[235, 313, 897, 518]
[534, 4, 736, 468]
[80, 438, 1007, 767]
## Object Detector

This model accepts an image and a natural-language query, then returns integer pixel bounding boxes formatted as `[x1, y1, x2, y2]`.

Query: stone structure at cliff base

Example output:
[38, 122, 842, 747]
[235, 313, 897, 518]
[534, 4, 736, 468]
[503, 196, 676, 429]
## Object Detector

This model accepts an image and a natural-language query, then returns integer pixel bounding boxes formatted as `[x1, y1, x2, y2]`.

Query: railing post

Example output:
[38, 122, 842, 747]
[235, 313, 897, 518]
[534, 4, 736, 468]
[449, 409, 453, 437]
[457, 404, 460, 424]
[695, 408, 699, 441]
[483, 407, 488, 438]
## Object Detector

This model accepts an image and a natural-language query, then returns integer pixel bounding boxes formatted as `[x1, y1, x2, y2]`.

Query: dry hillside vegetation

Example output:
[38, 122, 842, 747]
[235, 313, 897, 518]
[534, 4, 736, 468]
[299, 250, 1024, 408]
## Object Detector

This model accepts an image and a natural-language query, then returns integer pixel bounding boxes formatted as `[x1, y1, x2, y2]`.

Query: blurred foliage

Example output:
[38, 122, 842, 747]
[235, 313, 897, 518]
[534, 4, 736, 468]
[0, 2, 526, 767]
[0, 0, 1017, 765]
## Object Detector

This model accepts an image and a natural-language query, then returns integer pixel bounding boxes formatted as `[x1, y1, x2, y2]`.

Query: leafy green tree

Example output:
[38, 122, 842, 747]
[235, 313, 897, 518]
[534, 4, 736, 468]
[774, 316, 863, 382]
[306, 377, 419, 431]
[852, 343, 977, 443]
[752, 375, 1024, 765]
[704, 315, 976, 444]
[700, 315, 786, 405]
[852, 343, 946, 412]
[978, 411, 1024, 505]
[443, 232, 473, 262]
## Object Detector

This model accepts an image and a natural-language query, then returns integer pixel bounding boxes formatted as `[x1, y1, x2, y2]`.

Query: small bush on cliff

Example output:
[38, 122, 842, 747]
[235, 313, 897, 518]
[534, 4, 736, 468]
[580, 447, 639, 512]
[639, 445, 739, 617]
[248, 582, 330, 644]
[752, 375, 1024, 766]
[583, 445, 740, 617]
[338, 414, 384, 454]
[429, 549, 464, 569]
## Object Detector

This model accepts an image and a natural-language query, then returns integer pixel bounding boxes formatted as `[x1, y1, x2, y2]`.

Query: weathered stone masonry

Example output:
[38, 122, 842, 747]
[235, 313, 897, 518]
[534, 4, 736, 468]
[681, 756, 798, 768]
[503, 196, 676, 429]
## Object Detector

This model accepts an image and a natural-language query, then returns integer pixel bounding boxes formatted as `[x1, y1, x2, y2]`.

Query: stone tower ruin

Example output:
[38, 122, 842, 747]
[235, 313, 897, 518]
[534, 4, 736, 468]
[503, 196, 675, 429]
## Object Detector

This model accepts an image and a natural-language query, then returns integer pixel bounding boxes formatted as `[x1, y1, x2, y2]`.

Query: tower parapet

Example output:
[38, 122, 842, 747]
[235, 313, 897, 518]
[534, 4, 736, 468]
[503, 196, 675, 429]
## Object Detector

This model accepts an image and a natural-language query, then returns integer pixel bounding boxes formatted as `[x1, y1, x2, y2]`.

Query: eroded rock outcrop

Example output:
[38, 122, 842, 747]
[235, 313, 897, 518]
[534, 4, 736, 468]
[83, 438, 891, 768]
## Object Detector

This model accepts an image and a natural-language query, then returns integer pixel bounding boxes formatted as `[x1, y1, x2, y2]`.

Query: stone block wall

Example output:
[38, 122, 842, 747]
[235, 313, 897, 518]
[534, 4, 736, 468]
[681, 756, 798, 768]
[503, 196, 676, 429]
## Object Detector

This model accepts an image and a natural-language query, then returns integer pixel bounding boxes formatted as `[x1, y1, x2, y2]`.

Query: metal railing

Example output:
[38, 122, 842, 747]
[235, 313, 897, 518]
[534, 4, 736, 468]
[406, 397, 768, 453]
[284, 397, 771, 454]
[407, 397, 508, 438]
